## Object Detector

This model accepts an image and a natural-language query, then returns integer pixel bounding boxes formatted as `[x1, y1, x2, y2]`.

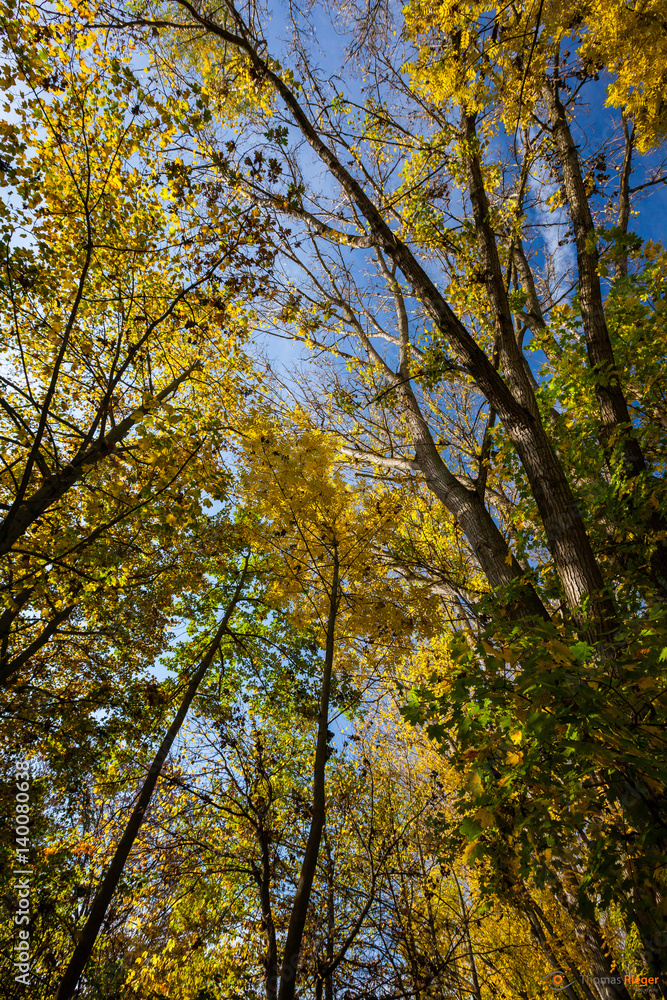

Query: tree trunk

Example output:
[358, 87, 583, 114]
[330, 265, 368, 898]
[0, 601, 76, 685]
[54, 567, 247, 1000]
[542, 81, 645, 478]
[0, 365, 199, 557]
[278, 547, 339, 1000]
[168, 1, 617, 634]
[616, 118, 633, 280]
[526, 906, 591, 1000]
[459, 114, 616, 634]
[337, 261, 549, 621]
[549, 879, 658, 1000]
[399, 378, 549, 621]
[258, 821, 279, 1000]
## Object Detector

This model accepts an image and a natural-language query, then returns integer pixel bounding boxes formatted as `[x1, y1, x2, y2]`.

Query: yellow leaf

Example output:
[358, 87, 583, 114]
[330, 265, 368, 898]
[474, 807, 495, 829]
[465, 770, 483, 797]
[463, 841, 479, 864]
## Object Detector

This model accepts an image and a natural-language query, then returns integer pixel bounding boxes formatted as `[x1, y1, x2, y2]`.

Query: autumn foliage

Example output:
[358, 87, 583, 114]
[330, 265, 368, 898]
[1, 1, 667, 999]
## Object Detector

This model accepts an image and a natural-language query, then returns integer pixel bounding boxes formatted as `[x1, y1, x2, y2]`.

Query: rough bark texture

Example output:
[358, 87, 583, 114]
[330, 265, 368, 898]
[543, 83, 667, 595]
[168, 1, 617, 635]
[462, 114, 538, 413]
[461, 115, 615, 633]
[542, 81, 645, 477]
[344, 253, 549, 621]
[399, 379, 548, 620]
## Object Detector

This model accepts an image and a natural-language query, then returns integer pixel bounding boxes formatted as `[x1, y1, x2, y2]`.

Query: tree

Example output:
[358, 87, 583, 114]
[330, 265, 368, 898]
[232, 417, 432, 999]
[54, 558, 249, 1000]
[27, 417, 432, 999]
[0, 0, 270, 692]
[3, 0, 667, 995]
[104, 0, 667, 980]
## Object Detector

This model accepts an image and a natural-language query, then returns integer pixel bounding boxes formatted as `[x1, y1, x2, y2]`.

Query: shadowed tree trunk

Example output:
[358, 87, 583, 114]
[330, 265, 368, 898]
[277, 545, 339, 1000]
[54, 562, 248, 1000]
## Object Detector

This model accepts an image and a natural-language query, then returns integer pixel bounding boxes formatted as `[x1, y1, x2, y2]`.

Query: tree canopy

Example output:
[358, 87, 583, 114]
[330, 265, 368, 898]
[1, 1, 667, 998]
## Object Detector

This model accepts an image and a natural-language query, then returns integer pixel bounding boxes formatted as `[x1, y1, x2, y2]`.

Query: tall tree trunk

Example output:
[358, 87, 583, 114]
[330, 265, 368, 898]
[550, 877, 658, 1000]
[460, 113, 615, 634]
[616, 118, 633, 280]
[526, 906, 592, 1000]
[542, 81, 645, 478]
[399, 379, 549, 621]
[168, 1, 618, 636]
[336, 262, 548, 621]
[627, 880, 667, 995]
[258, 819, 279, 1000]
[54, 566, 247, 1000]
[278, 547, 339, 1000]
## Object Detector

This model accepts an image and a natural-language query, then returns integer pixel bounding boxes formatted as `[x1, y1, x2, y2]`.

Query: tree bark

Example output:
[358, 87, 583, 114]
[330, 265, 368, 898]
[0, 601, 76, 686]
[548, 879, 648, 1000]
[513, 241, 547, 335]
[167, 0, 619, 633]
[399, 377, 549, 620]
[258, 818, 279, 1000]
[616, 118, 633, 280]
[54, 565, 247, 1000]
[542, 81, 645, 477]
[0, 364, 200, 557]
[334, 259, 548, 621]
[278, 547, 339, 1000]
[459, 114, 615, 634]
[542, 84, 667, 595]
[526, 906, 591, 1000]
